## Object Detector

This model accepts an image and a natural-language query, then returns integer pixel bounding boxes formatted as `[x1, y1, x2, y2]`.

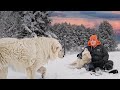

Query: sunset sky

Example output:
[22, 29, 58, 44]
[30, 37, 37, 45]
[50, 11, 120, 34]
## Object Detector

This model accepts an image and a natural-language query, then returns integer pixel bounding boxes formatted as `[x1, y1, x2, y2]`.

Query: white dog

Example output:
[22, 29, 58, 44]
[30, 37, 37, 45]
[70, 48, 91, 69]
[0, 37, 64, 79]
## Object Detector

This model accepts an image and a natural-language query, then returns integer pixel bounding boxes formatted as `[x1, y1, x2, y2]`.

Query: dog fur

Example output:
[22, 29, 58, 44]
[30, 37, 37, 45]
[0, 37, 64, 79]
[70, 48, 91, 69]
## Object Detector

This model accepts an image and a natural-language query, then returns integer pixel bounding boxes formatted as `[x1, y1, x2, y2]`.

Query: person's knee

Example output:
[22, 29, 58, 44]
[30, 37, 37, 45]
[104, 60, 113, 70]
[108, 60, 113, 65]
[85, 63, 95, 71]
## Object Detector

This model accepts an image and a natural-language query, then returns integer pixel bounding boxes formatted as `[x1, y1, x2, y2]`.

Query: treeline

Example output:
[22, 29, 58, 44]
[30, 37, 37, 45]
[50, 21, 117, 52]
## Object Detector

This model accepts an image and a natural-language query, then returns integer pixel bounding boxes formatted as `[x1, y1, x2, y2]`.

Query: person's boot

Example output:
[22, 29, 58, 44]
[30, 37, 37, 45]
[102, 64, 118, 74]
[103, 60, 113, 70]
[108, 69, 118, 74]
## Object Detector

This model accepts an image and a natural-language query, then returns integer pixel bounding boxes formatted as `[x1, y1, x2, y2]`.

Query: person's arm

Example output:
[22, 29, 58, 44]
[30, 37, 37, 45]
[92, 46, 109, 64]
[102, 46, 109, 61]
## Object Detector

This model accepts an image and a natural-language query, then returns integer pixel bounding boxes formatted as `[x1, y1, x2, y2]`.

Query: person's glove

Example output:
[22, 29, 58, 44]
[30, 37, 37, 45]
[77, 53, 82, 59]
[77, 54, 80, 57]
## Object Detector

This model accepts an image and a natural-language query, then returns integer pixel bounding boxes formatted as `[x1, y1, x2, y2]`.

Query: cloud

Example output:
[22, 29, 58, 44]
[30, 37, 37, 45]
[109, 20, 120, 30]
[51, 17, 101, 28]
[50, 11, 67, 17]
[79, 11, 120, 20]
[50, 11, 82, 18]
[111, 11, 120, 14]
[51, 11, 120, 20]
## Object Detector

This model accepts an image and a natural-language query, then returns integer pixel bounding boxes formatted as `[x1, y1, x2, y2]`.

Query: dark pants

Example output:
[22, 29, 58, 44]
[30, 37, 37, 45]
[86, 60, 113, 71]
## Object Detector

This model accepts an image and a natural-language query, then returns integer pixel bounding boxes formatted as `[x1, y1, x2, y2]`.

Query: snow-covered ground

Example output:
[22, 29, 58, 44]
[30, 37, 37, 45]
[7, 51, 120, 79]
[6, 44, 120, 79]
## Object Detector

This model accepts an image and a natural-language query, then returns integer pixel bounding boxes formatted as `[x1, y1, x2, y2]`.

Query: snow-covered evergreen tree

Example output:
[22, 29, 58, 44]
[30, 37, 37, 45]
[0, 11, 53, 38]
[50, 21, 117, 52]
[17, 11, 52, 38]
[98, 21, 117, 51]
[50, 23, 93, 52]
[0, 11, 20, 38]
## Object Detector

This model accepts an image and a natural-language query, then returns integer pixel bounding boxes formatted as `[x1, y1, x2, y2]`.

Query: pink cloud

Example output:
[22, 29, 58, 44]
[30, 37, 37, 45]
[109, 20, 120, 29]
[111, 11, 120, 14]
[51, 17, 98, 28]
[109, 20, 120, 33]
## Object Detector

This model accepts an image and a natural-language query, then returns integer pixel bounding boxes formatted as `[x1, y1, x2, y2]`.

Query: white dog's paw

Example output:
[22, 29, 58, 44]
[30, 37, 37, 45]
[67, 65, 76, 69]
[69, 62, 77, 66]
[37, 66, 46, 79]
[41, 73, 46, 79]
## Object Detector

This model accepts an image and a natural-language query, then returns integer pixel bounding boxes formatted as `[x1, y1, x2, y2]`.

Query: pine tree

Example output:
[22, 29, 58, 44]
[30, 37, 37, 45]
[0, 11, 53, 38]
[0, 11, 20, 38]
[17, 11, 52, 38]
[50, 23, 90, 52]
[98, 21, 117, 51]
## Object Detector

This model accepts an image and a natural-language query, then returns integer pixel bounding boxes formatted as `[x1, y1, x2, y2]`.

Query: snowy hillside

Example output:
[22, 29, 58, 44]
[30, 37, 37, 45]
[7, 51, 120, 79]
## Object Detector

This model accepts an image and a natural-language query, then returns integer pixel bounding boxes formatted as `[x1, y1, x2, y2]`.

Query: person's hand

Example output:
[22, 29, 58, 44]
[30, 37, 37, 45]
[77, 53, 82, 59]
[77, 54, 80, 57]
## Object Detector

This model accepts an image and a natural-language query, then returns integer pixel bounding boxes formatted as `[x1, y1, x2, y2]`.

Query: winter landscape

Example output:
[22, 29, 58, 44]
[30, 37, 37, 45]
[7, 44, 120, 79]
[0, 11, 120, 79]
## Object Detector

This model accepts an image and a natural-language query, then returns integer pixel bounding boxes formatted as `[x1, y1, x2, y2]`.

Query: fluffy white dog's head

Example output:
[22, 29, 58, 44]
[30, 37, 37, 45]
[82, 48, 91, 61]
[51, 38, 64, 59]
